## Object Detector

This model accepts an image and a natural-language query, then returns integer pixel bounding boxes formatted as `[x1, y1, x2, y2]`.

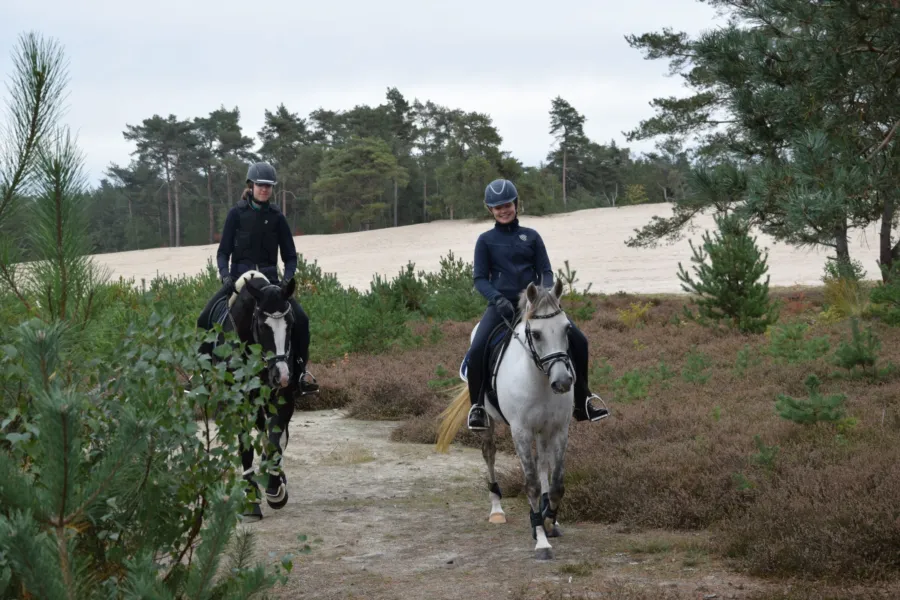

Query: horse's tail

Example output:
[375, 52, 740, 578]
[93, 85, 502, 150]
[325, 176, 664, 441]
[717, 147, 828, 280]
[435, 383, 470, 454]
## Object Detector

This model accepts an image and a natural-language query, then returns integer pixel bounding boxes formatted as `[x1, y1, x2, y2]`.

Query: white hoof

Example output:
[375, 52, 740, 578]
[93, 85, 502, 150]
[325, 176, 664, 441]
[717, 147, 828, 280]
[489, 511, 507, 524]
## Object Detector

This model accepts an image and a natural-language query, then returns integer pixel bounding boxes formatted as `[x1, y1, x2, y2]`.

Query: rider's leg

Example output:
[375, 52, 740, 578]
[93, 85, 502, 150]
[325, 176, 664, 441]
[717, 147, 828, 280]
[568, 321, 609, 422]
[287, 297, 317, 393]
[197, 283, 234, 330]
[467, 304, 504, 430]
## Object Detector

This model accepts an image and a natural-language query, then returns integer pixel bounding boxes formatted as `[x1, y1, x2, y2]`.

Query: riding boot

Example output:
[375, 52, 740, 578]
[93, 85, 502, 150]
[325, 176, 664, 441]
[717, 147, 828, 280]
[467, 401, 489, 431]
[568, 323, 610, 422]
[288, 298, 318, 395]
[572, 376, 610, 422]
[466, 372, 489, 431]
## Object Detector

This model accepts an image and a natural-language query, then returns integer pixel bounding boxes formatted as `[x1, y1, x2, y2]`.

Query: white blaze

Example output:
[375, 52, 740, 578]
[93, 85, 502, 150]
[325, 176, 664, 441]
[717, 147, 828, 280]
[265, 315, 290, 387]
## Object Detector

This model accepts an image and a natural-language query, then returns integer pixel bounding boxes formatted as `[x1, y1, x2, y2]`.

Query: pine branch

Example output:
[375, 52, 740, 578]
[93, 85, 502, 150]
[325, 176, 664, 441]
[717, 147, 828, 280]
[0, 260, 37, 317]
[0, 32, 67, 222]
[865, 118, 900, 160]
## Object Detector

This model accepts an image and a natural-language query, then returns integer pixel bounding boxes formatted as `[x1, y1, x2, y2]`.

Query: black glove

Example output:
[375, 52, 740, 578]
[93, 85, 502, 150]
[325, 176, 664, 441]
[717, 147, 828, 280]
[494, 296, 515, 321]
[221, 275, 235, 294]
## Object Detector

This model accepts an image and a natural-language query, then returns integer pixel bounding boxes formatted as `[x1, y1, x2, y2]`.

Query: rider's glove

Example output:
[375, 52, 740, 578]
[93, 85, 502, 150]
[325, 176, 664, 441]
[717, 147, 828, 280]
[494, 296, 515, 321]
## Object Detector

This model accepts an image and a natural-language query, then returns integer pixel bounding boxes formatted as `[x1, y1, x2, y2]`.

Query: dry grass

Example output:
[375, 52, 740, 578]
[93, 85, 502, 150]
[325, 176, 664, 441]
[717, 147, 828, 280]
[298, 288, 900, 583]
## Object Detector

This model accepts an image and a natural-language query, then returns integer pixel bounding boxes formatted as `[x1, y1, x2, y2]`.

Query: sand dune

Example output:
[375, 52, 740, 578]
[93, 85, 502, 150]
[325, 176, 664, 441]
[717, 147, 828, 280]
[91, 203, 884, 294]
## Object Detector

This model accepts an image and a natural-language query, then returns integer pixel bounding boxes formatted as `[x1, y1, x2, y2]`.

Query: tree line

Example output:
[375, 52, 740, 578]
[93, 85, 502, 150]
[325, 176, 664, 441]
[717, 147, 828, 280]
[87, 90, 691, 253]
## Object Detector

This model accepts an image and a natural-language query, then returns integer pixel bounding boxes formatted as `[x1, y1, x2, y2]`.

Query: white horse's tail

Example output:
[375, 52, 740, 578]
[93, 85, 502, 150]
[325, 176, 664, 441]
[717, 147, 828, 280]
[435, 383, 470, 454]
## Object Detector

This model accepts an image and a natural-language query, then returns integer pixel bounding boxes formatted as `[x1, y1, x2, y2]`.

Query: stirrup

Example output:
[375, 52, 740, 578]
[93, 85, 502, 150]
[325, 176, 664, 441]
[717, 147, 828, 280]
[467, 405, 489, 431]
[298, 370, 319, 395]
[585, 394, 610, 422]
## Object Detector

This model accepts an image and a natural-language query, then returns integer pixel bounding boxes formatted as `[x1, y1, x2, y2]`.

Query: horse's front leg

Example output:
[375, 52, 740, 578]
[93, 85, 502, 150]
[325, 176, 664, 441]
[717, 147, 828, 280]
[539, 428, 569, 541]
[538, 444, 562, 538]
[482, 421, 506, 524]
[511, 427, 553, 560]
[263, 391, 293, 510]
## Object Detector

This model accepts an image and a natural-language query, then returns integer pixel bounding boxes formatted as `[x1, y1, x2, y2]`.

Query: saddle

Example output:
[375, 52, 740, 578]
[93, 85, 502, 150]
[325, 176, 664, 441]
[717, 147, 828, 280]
[459, 322, 515, 424]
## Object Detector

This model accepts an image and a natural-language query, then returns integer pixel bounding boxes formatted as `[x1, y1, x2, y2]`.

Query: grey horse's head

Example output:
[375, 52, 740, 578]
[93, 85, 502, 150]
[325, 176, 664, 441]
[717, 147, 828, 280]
[519, 279, 573, 394]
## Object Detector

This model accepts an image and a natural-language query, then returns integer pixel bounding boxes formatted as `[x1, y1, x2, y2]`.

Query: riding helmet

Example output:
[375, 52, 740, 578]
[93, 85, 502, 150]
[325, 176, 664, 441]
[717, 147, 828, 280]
[484, 179, 518, 207]
[246, 161, 278, 186]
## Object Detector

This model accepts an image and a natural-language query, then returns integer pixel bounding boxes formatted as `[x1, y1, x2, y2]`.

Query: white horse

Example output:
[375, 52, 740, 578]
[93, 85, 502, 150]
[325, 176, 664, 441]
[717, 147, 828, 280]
[437, 279, 574, 560]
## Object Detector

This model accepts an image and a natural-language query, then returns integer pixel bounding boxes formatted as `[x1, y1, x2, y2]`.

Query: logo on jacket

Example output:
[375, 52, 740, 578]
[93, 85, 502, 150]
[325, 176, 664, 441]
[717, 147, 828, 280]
[519, 234, 527, 241]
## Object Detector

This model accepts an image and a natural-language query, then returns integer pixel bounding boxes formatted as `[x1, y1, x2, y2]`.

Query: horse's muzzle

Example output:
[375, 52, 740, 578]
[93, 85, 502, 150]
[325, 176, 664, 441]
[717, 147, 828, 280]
[270, 361, 290, 389]
[550, 374, 573, 394]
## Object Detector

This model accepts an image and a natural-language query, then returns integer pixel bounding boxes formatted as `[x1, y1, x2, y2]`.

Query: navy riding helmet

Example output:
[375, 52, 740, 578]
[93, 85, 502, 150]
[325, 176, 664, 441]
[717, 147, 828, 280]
[484, 179, 518, 208]
[247, 161, 278, 186]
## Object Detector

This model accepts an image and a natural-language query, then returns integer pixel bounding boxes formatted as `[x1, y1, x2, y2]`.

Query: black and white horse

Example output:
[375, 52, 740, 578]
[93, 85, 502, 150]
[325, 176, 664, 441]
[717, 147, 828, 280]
[201, 270, 298, 521]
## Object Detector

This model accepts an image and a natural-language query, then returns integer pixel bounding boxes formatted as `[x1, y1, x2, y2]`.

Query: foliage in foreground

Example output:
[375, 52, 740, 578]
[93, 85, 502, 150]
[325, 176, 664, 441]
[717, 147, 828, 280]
[0, 317, 295, 598]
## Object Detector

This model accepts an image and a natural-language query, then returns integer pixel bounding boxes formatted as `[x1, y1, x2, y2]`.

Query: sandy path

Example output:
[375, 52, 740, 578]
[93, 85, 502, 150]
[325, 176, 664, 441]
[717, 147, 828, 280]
[92, 204, 883, 294]
[244, 410, 768, 599]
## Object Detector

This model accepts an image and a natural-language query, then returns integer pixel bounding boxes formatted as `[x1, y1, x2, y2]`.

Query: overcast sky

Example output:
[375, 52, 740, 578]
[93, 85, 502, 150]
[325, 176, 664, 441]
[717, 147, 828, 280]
[3, 0, 723, 185]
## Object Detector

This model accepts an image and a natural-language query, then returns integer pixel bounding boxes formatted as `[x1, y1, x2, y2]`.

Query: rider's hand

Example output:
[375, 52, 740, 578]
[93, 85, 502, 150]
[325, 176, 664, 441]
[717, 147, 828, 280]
[221, 275, 235, 293]
[494, 296, 515, 321]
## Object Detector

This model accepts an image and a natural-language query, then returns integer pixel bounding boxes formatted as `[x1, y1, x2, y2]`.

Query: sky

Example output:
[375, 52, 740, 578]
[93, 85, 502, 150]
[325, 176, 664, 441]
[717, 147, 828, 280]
[3, 0, 724, 186]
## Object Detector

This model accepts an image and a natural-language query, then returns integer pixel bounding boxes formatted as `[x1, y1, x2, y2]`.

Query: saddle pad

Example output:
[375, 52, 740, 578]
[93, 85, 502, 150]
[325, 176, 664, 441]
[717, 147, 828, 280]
[459, 323, 514, 425]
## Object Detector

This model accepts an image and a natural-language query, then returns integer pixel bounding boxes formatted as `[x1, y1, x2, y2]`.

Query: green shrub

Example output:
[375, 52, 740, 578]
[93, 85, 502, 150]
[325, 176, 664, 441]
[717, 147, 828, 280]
[677, 214, 779, 333]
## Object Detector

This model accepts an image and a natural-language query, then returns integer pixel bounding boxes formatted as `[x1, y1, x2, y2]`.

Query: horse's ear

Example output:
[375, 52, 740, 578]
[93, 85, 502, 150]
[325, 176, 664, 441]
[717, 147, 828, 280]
[525, 282, 538, 304]
[245, 279, 264, 302]
[282, 277, 296, 299]
[552, 278, 564, 300]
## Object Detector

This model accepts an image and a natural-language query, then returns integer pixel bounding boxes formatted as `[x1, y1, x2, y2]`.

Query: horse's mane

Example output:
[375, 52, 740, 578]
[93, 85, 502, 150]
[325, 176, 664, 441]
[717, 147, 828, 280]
[518, 284, 561, 319]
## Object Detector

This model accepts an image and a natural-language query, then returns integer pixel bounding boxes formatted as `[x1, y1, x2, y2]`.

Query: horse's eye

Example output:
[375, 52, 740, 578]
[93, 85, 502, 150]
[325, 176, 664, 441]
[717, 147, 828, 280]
[532, 331, 542, 341]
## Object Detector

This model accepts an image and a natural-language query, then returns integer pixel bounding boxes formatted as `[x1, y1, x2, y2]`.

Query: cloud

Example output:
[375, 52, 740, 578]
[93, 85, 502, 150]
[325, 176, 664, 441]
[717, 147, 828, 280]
[2, 0, 721, 183]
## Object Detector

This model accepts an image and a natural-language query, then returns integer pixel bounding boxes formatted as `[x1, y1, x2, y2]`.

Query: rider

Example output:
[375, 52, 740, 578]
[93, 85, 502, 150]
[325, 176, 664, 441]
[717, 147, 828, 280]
[197, 161, 318, 395]
[466, 178, 609, 430]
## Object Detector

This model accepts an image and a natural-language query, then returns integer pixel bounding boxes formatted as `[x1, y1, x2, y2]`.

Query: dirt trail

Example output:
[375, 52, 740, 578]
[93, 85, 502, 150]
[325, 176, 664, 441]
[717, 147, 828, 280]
[242, 409, 770, 600]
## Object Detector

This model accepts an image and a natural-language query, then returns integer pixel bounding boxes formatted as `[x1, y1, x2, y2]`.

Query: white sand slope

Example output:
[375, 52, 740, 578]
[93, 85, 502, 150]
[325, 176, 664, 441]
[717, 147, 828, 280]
[91, 203, 884, 294]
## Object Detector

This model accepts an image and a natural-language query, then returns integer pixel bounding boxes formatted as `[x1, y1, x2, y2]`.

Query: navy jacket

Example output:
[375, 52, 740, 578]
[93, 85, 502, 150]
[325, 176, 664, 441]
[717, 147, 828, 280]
[473, 219, 553, 303]
[216, 198, 297, 283]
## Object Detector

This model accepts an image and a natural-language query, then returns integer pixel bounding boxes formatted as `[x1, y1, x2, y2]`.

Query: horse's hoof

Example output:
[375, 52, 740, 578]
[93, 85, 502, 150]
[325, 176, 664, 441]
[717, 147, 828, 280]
[489, 512, 507, 524]
[543, 517, 562, 537]
[265, 484, 288, 509]
[535, 547, 553, 561]
[242, 504, 263, 521]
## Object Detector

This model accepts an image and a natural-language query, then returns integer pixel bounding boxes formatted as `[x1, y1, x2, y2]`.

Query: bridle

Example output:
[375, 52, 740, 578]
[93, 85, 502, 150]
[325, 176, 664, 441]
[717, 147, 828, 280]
[505, 304, 574, 380]
[249, 285, 293, 369]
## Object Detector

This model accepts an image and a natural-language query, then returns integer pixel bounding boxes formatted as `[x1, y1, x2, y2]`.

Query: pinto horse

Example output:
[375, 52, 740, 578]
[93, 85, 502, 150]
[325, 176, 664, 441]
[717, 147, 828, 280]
[200, 270, 298, 520]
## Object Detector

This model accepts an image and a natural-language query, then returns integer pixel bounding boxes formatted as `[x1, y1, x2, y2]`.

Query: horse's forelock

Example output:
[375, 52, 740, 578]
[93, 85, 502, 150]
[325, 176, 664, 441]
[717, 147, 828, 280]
[257, 285, 287, 314]
[519, 285, 561, 319]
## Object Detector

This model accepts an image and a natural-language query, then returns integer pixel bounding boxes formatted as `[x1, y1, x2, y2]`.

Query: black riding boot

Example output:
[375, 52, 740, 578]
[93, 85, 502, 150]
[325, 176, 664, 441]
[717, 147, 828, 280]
[288, 298, 318, 394]
[466, 305, 505, 431]
[568, 323, 610, 422]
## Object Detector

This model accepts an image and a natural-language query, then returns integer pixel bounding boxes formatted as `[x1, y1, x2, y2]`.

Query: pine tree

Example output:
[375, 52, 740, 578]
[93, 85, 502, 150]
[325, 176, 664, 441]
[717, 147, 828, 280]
[775, 374, 847, 426]
[677, 213, 778, 333]
[832, 317, 880, 378]
[624, 2, 900, 275]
